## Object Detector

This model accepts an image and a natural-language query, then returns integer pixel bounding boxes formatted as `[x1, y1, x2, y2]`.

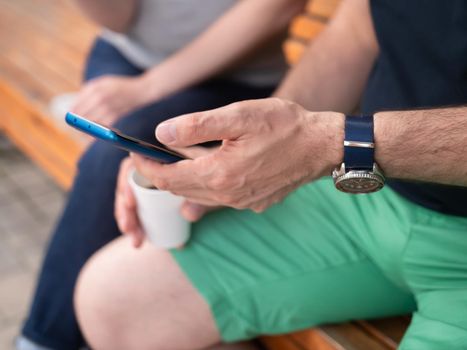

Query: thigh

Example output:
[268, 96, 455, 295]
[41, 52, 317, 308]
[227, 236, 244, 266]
[172, 178, 417, 342]
[399, 212, 467, 349]
[84, 38, 142, 81]
[400, 290, 467, 349]
[402, 210, 467, 295]
[75, 236, 221, 350]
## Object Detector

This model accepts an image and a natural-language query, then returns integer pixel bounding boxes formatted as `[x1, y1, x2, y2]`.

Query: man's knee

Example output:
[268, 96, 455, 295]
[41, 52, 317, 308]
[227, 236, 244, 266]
[74, 237, 133, 349]
[74, 236, 220, 350]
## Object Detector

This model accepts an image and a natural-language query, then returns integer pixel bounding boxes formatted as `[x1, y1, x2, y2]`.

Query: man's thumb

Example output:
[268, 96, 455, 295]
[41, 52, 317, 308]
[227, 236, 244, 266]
[155, 106, 245, 147]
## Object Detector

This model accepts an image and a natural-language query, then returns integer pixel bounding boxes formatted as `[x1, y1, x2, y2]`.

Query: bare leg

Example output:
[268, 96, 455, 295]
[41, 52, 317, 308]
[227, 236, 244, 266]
[74, 236, 259, 350]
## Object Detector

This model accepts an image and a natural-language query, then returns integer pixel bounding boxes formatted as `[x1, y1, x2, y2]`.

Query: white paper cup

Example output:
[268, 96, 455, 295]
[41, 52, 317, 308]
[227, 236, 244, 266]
[128, 169, 190, 248]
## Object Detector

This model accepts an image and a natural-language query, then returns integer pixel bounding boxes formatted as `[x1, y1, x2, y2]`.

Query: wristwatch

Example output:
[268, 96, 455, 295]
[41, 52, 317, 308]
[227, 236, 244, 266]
[332, 115, 385, 194]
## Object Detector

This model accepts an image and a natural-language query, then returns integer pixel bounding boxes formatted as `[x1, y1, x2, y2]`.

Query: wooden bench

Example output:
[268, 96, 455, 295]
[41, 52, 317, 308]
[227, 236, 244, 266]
[0, 0, 409, 348]
[0, 0, 96, 189]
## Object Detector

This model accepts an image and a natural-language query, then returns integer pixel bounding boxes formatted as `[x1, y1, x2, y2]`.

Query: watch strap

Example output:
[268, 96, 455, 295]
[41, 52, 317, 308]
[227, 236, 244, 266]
[344, 115, 374, 171]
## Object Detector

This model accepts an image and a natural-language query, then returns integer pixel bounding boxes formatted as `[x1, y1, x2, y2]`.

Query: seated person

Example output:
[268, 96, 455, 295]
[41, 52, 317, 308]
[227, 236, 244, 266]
[75, 0, 467, 349]
[18, 0, 307, 349]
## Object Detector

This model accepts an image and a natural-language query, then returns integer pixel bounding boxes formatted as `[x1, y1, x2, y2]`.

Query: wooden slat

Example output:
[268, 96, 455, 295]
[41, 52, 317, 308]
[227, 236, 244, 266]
[283, 0, 341, 65]
[356, 317, 411, 349]
[261, 320, 404, 350]
[283, 39, 307, 65]
[0, 0, 95, 188]
[261, 335, 309, 350]
[289, 15, 326, 41]
[262, 329, 341, 350]
[1, 0, 96, 44]
[307, 0, 341, 19]
[289, 328, 345, 350]
[0, 3, 86, 83]
[317, 323, 393, 350]
[0, 0, 96, 108]
[0, 80, 84, 189]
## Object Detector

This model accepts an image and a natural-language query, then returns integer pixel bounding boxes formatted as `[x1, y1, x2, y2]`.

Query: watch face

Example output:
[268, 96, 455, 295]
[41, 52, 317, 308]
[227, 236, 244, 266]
[334, 173, 385, 194]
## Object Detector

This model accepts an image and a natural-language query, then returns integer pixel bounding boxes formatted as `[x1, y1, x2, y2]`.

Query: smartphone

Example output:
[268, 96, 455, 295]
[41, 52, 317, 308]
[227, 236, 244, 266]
[65, 112, 186, 163]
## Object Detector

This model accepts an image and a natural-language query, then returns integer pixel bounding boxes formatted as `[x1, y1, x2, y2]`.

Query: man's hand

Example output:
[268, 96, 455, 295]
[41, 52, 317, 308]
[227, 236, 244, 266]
[115, 158, 145, 248]
[71, 75, 150, 126]
[132, 98, 344, 213]
[115, 157, 220, 248]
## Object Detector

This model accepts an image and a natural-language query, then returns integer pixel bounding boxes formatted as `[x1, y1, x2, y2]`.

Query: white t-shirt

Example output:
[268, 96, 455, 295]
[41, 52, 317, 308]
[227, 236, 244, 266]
[101, 0, 287, 86]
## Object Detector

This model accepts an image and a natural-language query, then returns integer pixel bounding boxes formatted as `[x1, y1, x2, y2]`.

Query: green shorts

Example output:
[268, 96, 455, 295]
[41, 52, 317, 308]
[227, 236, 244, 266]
[172, 178, 467, 349]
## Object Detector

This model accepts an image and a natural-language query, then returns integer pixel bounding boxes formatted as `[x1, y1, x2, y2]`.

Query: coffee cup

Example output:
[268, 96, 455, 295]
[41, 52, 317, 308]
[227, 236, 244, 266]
[128, 169, 190, 248]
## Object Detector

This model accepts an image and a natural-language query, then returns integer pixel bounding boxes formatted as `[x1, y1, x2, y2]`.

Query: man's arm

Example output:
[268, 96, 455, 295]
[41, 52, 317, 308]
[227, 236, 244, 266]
[72, 0, 138, 32]
[274, 0, 467, 186]
[375, 106, 467, 186]
[129, 102, 466, 216]
[275, 0, 378, 113]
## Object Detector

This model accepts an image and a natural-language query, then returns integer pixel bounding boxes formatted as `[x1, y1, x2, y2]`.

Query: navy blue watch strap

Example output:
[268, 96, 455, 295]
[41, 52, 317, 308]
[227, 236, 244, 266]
[344, 115, 374, 171]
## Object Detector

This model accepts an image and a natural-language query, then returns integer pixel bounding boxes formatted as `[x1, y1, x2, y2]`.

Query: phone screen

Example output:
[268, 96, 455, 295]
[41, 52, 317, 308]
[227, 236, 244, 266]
[115, 131, 186, 159]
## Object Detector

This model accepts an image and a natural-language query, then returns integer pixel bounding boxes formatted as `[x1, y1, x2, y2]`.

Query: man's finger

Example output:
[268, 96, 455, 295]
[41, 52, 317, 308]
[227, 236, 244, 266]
[177, 195, 223, 207]
[180, 200, 222, 222]
[155, 103, 249, 147]
[130, 227, 145, 248]
[115, 158, 136, 230]
[117, 158, 133, 194]
[180, 201, 205, 222]
[125, 212, 144, 248]
[131, 154, 205, 192]
[114, 191, 127, 230]
[124, 181, 136, 208]
[170, 145, 218, 159]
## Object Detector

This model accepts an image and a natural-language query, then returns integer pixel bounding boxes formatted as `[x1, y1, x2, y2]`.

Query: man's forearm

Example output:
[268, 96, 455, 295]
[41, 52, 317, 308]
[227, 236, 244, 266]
[374, 106, 467, 186]
[73, 0, 138, 32]
[275, 0, 378, 114]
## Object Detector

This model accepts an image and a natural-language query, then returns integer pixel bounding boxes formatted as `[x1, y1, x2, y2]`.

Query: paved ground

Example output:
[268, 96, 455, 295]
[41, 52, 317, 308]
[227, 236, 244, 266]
[0, 133, 65, 349]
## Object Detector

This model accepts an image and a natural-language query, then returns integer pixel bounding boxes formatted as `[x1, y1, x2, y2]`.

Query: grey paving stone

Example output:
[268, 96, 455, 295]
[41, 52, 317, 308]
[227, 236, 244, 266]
[20, 248, 45, 275]
[4, 229, 40, 257]
[8, 172, 51, 195]
[4, 225, 50, 266]
[0, 142, 66, 337]
[0, 157, 31, 177]
[0, 198, 31, 218]
[0, 203, 39, 234]
[0, 271, 35, 324]
[30, 191, 65, 220]
[21, 179, 62, 199]
[0, 247, 22, 277]
[27, 228, 53, 250]
[0, 188, 23, 207]
[0, 133, 13, 149]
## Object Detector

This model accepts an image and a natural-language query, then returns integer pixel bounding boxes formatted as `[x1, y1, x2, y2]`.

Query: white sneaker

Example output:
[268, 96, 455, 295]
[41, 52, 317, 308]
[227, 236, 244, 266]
[15, 336, 52, 350]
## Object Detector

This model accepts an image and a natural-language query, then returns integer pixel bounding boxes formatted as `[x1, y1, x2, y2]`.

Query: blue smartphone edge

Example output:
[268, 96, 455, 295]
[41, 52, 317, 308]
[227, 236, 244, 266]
[65, 112, 117, 141]
[65, 112, 183, 163]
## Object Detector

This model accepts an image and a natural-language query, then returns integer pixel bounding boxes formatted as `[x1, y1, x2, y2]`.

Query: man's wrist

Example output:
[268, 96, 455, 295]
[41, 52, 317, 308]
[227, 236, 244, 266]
[304, 111, 345, 177]
[374, 110, 398, 177]
[325, 112, 345, 174]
